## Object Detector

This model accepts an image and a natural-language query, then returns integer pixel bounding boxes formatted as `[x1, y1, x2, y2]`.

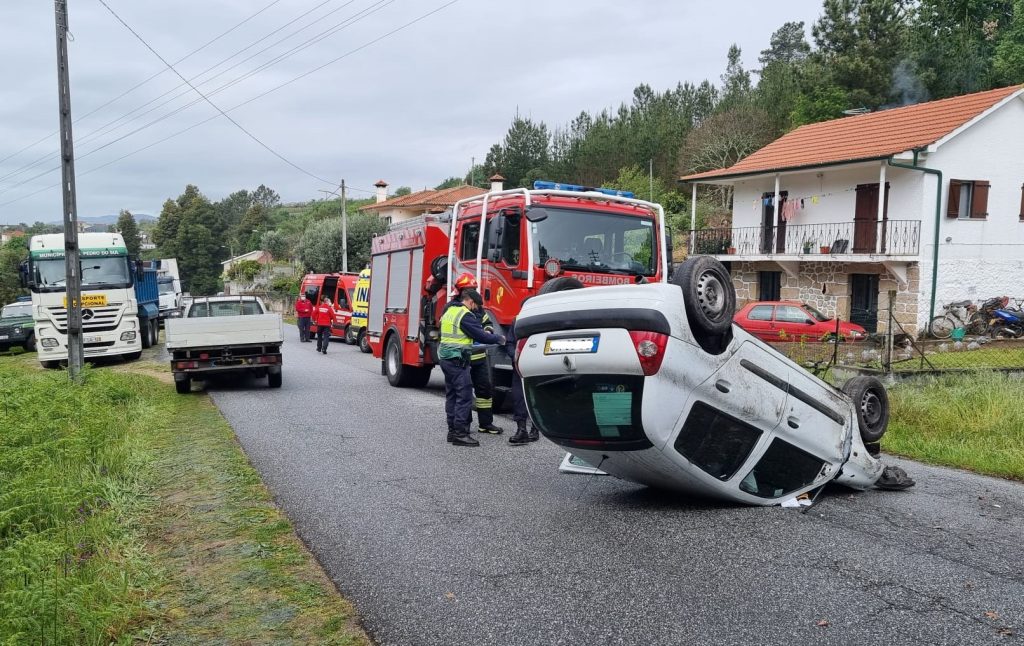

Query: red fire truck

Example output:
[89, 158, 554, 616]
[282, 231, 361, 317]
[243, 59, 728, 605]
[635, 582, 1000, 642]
[366, 181, 671, 403]
[299, 272, 360, 340]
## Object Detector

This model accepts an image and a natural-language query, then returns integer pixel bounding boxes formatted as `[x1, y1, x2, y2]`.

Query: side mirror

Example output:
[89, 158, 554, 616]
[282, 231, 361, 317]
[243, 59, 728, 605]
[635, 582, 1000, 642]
[19, 261, 29, 288]
[525, 207, 548, 223]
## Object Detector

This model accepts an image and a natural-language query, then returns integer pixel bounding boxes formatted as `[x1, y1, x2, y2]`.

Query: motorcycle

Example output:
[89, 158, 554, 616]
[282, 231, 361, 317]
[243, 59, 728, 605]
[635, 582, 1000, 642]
[989, 307, 1024, 339]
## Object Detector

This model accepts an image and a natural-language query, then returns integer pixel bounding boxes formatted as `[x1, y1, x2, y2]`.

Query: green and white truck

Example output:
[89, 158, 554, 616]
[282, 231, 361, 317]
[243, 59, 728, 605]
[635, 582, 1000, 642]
[24, 232, 160, 368]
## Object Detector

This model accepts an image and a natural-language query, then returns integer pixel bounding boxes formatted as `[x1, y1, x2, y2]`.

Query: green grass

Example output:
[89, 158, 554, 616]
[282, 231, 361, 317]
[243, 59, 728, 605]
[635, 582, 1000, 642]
[895, 344, 1024, 371]
[886, 372, 1024, 480]
[0, 358, 369, 645]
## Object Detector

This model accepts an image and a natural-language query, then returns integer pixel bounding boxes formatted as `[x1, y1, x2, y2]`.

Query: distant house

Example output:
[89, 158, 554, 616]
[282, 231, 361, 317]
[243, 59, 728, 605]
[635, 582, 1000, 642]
[359, 179, 488, 224]
[221, 249, 273, 277]
[0, 230, 25, 244]
[681, 85, 1024, 335]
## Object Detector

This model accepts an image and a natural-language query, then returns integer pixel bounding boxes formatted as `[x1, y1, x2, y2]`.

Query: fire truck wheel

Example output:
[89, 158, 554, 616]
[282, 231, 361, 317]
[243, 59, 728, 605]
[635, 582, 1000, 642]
[671, 256, 735, 338]
[537, 276, 584, 295]
[358, 330, 371, 353]
[430, 255, 448, 282]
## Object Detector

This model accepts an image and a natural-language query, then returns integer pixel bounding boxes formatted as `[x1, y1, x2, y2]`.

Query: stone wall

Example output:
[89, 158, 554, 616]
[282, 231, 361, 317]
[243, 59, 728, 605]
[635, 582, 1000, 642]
[730, 261, 921, 335]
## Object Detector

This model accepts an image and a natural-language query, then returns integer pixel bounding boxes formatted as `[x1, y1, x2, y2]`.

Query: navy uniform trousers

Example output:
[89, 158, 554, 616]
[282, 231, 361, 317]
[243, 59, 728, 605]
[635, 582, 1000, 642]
[441, 357, 474, 434]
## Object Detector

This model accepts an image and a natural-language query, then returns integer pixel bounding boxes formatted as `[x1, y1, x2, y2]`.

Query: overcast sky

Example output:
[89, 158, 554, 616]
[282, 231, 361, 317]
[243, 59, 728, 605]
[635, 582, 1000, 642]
[0, 0, 824, 224]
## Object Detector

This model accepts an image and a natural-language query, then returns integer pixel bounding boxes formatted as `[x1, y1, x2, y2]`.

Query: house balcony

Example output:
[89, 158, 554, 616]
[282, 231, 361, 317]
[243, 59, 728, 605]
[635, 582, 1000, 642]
[692, 219, 921, 262]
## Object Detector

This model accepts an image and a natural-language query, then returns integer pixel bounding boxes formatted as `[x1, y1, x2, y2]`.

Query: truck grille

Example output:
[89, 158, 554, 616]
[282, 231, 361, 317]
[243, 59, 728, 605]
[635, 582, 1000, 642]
[47, 304, 124, 333]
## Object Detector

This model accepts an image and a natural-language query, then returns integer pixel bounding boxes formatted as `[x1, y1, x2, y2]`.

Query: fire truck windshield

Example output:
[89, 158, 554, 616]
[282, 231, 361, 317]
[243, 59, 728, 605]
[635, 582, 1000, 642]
[531, 208, 656, 277]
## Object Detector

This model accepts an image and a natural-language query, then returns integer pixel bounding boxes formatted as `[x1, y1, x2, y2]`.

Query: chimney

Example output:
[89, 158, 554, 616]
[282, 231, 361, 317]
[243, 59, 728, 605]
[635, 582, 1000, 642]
[489, 173, 505, 193]
[374, 179, 388, 204]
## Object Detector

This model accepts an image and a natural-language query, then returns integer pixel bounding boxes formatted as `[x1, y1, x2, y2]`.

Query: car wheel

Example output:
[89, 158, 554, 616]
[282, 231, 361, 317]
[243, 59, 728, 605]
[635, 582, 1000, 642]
[358, 329, 371, 353]
[175, 378, 191, 394]
[344, 324, 356, 344]
[672, 256, 736, 338]
[23, 334, 36, 353]
[268, 371, 282, 388]
[537, 276, 584, 295]
[842, 375, 890, 443]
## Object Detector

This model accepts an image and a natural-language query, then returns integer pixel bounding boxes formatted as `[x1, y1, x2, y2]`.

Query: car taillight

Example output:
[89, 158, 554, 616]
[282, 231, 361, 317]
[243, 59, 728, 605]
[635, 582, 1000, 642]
[175, 361, 199, 370]
[256, 355, 279, 364]
[628, 331, 668, 376]
[514, 337, 529, 374]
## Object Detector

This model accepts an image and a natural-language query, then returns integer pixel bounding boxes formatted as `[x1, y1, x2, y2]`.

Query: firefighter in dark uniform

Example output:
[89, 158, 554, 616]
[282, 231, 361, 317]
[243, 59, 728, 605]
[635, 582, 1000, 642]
[439, 288, 505, 446]
[505, 313, 539, 445]
[449, 273, 504, 434]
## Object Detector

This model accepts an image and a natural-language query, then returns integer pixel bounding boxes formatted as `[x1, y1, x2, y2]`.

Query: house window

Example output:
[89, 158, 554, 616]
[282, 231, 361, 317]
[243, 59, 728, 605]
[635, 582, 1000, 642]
[947, 180, 990, 219]
[758, 271, 781, 301]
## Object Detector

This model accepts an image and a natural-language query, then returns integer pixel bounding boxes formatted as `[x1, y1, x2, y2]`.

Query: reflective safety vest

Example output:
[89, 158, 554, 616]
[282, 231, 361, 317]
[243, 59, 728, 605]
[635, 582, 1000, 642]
[470, 310, 492, 362]
[439, 305, 472, 359]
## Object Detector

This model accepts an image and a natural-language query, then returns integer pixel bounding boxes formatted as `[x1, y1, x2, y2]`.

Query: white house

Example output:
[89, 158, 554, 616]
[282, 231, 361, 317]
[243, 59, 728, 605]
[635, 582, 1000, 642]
[681, 85, 1024, 335]
[359, 179, 488, 224]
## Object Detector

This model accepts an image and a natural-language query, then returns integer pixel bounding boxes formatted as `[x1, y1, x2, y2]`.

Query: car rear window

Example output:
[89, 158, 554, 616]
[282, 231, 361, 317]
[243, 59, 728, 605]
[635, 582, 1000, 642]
[747, 305, 773, 321]
[188, 301, 264, 317]
[673, 401, 763, 480]
[739, 438, 826, 499]
[524, 375, 647, 448]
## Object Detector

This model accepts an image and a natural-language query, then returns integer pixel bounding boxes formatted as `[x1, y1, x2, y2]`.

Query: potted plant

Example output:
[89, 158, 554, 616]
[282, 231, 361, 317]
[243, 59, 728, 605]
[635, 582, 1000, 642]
[820, 245, 831, 254]
[802, 239, 813, 254]
[727, 246, 737, 254]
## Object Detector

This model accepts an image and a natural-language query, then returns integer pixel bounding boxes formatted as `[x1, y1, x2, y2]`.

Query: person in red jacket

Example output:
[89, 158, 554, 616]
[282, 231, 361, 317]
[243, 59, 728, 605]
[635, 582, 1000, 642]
[313, 296, 334, 354]
[294, 293, 313, 342]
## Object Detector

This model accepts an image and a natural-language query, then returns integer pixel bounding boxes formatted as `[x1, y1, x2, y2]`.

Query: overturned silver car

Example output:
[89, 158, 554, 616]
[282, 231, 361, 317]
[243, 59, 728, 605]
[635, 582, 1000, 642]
[515, 257, 911, 505]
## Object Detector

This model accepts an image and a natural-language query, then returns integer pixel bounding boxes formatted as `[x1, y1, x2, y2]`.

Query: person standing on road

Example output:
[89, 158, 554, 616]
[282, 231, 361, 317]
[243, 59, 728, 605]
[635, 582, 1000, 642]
[449, 273, 504, 435]
[295, 293, 313, 342]
[505, 316, 538, 445]
[314, 296, 334, 354]
[439, 288, 505, 447]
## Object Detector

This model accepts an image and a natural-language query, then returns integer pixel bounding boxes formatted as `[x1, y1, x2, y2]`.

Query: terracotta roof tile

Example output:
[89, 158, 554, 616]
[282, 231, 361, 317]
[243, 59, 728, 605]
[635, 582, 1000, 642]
[682, 85, 1023, 181]
[360, 184, 486, 211]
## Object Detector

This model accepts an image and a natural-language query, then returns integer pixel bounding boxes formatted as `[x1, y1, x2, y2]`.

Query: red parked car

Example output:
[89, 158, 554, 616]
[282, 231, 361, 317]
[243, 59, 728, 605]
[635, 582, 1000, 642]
[734, 301, 868, 342]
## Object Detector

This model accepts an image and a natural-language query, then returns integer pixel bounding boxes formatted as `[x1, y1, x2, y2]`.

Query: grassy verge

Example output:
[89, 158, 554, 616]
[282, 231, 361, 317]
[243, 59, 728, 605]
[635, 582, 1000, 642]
[0, 357, 369, 645]
[886, 372, 1024, 480]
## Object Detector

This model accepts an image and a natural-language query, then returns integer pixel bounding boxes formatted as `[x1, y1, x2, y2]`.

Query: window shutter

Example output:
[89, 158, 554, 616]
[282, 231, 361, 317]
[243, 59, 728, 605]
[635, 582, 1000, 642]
[970, 180, 990, 219]
[946, 180, 961, 218]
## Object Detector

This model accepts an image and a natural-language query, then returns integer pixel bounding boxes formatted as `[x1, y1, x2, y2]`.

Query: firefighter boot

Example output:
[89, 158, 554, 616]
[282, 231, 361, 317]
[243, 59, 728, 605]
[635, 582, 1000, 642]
[476, 403, 504, 435]
[450, 431, 480, 447]
[527, 423, 539, 442]
[447, 427, 455, 443]
[508, 420, 530, 445]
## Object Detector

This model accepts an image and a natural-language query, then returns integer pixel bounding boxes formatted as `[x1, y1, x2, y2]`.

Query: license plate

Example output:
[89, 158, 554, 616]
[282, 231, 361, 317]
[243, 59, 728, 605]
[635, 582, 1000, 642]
[544, 336, 599, 355]
[63, 294, 108, 308]
[85, 336, 102, 344]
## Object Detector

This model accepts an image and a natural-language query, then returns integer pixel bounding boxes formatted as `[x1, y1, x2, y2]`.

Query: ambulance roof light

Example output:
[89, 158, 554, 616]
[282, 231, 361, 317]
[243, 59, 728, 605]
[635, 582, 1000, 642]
[532, 180, 634, 199]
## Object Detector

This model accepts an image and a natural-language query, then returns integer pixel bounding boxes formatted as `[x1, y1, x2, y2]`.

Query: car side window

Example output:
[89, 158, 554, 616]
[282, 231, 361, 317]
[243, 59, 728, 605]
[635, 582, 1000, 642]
[673, 401, 763, 481]
[739, 438, 826, 499]
[775, 305, 810, 323]
[747, 305, 773, 321]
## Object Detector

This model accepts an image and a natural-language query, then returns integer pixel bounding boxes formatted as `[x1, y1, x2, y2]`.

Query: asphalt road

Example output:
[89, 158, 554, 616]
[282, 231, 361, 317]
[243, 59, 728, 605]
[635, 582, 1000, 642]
[206, 327, 1024, 646]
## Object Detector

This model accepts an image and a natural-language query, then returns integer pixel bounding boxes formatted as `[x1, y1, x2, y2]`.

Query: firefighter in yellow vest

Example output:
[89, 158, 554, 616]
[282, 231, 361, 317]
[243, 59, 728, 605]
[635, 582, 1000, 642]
[449, 273, 505, 434]
[439, 288, 505, 446]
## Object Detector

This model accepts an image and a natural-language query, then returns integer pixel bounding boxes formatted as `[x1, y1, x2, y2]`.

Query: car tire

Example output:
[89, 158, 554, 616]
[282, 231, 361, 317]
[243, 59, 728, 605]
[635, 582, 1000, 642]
[842, 375, 890, 443]
[268, 371, 282, 388]
[430, 255, 448, 283]
[23, 334, 36, 353]
[672, 256, 736, 337]
[344, 324, 356, 345]
[537, 276, 584, 295]
[175, 378, 191, 394]
[357, 329, 371, 353]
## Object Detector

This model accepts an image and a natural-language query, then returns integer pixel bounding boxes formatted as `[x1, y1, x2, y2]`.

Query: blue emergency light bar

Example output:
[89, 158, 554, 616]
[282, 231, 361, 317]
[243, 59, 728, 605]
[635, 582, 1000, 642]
[533, 180, 634, 199]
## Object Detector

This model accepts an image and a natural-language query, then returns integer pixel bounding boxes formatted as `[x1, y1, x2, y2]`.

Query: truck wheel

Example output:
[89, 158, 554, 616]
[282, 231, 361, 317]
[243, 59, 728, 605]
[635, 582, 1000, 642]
[385, 335, 408, 386]
[672, 256, 735, 337]
[537, 276, 584, 295]
[358, 329, 371, 353]
[42, 360, 61, 370]
[175, 378, 191, 394]
[152, 320, 161, 346]
[268, 371, 282, 388]
[23, 334, 36, 352]
[141, 322, 152, 349]
[124, 351, 143, 362]
[841, 376, 890, 443]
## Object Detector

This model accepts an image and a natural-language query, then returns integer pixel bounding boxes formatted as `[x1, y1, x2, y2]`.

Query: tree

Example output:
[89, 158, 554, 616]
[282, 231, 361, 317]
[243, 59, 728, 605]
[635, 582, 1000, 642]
[393, 186, 412, 197]
[790, 84, 850, 125]
[152, 198, 182, 257]
[260, 229, 291, 260]
[226, 259, 263, 282]
[115, 209, 141, 258]
[435, 177, 464, 190]
[485, 116, 551, 188]
[756, 22, 812, 132]
[759, 21, 812, 66]
[678, 106, 774, 206]
[0, 236, 28, 306]
[719, 44, 753, 110]
[297, 214, 388, 273]
[463, 163, 489, 188]
[237, 203, 270, 252]
[993, 0, 1024, 84]
[251, 184, 280, 211]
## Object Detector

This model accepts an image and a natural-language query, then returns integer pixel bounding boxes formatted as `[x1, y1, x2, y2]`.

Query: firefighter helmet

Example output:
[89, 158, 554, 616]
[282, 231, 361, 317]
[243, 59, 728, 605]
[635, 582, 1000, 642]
[453, 273, 478, 292]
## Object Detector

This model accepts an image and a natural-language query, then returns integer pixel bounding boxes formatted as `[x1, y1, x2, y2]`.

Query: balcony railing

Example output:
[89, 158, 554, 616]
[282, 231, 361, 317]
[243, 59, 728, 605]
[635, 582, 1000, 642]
[692, 220, 920, 257]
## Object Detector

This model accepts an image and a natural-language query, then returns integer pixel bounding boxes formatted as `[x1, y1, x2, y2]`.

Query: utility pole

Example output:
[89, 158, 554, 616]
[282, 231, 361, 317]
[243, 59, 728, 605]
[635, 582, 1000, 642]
[340, 179, 348, 273]
[55, 0, 84, 381]
[649, 158, 654, 202]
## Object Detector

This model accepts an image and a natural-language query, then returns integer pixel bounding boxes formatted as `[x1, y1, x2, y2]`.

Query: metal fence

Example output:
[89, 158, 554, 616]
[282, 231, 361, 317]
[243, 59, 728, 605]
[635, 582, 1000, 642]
[770, 292, 1024, 381]
[693, 220, 921, 256]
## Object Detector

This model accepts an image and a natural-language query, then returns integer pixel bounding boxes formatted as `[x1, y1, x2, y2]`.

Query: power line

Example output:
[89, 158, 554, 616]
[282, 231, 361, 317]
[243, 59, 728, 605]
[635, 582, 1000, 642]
[0, 0, 343, 185]
[0, 0, 284, 170]
[0, 0, 459, 209]
[95, 0, 336, 186]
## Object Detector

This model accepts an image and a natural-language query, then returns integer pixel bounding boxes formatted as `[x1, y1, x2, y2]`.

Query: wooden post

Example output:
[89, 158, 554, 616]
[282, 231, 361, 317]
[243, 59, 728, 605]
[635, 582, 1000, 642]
[877, 162, 887, 254]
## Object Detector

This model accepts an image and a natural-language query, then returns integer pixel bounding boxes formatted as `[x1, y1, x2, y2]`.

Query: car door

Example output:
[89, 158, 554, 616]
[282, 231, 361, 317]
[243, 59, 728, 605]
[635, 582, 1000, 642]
[740, 304, 775, 341]
[774, 304, 816, 341]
